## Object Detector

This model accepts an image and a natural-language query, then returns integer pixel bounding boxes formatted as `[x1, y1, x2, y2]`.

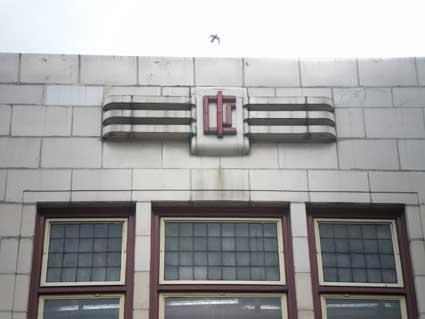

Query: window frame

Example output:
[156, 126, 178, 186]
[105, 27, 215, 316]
[313, 218, 403, 287]
[159, 217, 286, 285]
[28, 205, 135, 319]
[41, 217, 128, 287]
[150, 206, 296, 319]
[320, 294, 408, 319]
[307, 205, 418, 319]
[158, 292, 288, 319]
[38, 293, 125, 319]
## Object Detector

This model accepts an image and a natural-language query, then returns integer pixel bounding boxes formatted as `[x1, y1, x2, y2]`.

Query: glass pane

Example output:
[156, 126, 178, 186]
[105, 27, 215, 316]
[164, 296, 284, 319]
[46, 221, 124, 283]
[163, 220, 281, 281]
[318, 221, 399, 284]
[325, 298, 403, 319]
[43, 297, 120, 319]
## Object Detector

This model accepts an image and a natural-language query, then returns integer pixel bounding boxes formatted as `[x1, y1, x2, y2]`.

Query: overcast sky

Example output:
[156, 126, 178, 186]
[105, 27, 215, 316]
[0, 0, 424, 58]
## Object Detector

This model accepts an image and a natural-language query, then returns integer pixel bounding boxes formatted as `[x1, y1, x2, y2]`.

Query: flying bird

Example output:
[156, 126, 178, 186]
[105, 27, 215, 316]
[209, 34, 220, 45]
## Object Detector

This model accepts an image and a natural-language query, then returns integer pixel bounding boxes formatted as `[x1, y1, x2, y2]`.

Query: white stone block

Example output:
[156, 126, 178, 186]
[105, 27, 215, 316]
[358, 58, 417, 86]
[20, 205, 36, 237]
[247, 88, 275, 97]
[21, 54, 78, 84]
[250, 170, 307, 191]
[133, 169, 190, 190]
[46, 85, 103, 106]
[132, 190, 190, 202]
[136, 202, 151, 236]
[244, 59, 299, 87]
[16, 239, 32, 274]
[310, 192, 371, 203]
[421, 205, 425, 242]
[70, 190, 130, 202]
[0, 275, 15, 310]
[133, 272, 150, 309]
[12, 275, 30, 311]
[72, 107, 101, 136]
[410, 240, 425, 276]
[0, 53, 18, 83]
[104, 86, 161, 97]
[365, 108, 425, 138]
[335, 108, 365, 138]
[0, 171, 6, 201]
[369, 172, 425, 203]
[221, 144, 279, 168]
[41, 138, 101, 168]
[139, 57, 193, 86]
[0, 312, 11, 319]
[0, 239, 19, 273]
[298, 310, 314, 319]
[371, 193, 418, 205]
[393, 87, 425, 107]
[133, 310, 149, 319]
[300, 59, 357, 86]
[0, 85, 43, 104]
[103, 141, 161, 168]
[338, 140, 399, 169]
[276, 88, 332, 98]
[308, 170, 369, 191]
[162, 87, 190, 97]
[292, 237, 310, 273]
[0, 106, 11, 135]
[405, 206, 424, 240]
[290, 202, 307, 237]
[418, 58, 425, 85]
[11, 313, 25, 319]
[11, 106, 72, 136]
[191, 169, 249, 190]
[162, 142, 219, 169]
[294, 273, 314, 310]
[81, 55, 137, 85]
[398, 140, 425, 170]
[0, 204, 21, 236]
[195, 58, 243, 86]
[6, 169, 71, 202]
[333, 88, 392, 107]
[72, 169, 132, 190]
[0, 138, 40, 168]
[191, 190, 250, 202]
[415, 276, 425, 313]
[250, 191, 309, 203]
[135, 236, 151, 271]
[278, 143, 338, 169]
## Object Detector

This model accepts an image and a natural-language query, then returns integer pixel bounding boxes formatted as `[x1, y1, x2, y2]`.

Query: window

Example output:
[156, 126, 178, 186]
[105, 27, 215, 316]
[308, 206, 417, 319]
[28, 206, 135, 319]
[151, 207, 295, 319]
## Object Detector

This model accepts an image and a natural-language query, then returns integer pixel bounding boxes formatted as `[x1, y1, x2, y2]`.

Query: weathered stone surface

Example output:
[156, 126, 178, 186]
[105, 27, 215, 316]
[300, 59, 357, 86]
[21, 54, 78, 84]
[139, 57, 193, 86]
[81, 55, 137, 85]
[244, 59, 299, 87]
[358, 58, 417, 86]
[0, 53, 18, 83]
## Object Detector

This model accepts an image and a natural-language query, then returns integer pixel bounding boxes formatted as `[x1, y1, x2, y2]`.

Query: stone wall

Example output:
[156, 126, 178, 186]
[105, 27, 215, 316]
[0, 54, 425, 319]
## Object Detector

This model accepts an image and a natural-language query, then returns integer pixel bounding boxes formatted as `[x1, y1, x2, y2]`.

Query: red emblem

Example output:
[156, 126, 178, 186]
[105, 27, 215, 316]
[203, 91, 236, 138]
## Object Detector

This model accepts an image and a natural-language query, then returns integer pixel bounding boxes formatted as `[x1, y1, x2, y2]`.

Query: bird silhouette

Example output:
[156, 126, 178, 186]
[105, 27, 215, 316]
[209, 34, 220, 45]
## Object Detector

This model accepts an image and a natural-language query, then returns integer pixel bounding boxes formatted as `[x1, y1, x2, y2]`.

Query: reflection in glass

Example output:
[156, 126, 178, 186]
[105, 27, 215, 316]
[43, 298, 120, 319]
[325, 298, 402, 319]
[164, 296, 284, 319]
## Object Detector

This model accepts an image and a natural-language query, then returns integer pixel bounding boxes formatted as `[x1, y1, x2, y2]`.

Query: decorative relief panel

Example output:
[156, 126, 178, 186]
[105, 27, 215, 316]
[102, 87, 336, 156]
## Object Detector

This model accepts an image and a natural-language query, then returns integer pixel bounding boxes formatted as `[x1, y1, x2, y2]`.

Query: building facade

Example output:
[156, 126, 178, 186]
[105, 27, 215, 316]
[0, 54, 425, 319]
